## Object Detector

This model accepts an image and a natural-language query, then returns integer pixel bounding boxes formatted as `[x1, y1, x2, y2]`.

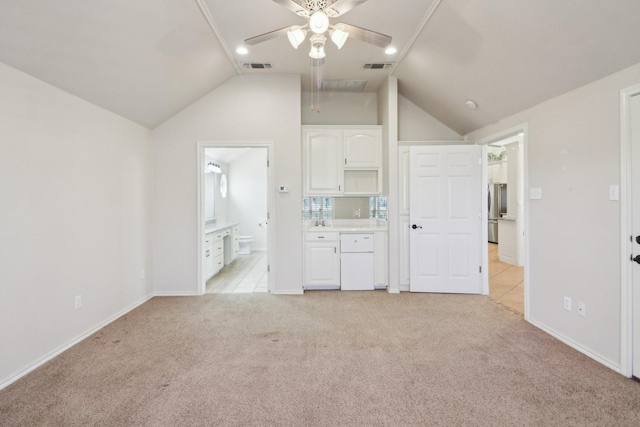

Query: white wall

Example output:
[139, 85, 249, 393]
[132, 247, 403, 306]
[0, 62, 153, 387]
[302, 92, 378, 125]
[228, 149, 268, 250]
[152, 75, 302, 294]
[398, 95, 461, 141]
[466, 61, 640, 370]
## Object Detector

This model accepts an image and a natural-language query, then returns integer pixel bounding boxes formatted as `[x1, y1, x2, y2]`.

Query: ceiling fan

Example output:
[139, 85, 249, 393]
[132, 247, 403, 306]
[244, 0, 392, 59]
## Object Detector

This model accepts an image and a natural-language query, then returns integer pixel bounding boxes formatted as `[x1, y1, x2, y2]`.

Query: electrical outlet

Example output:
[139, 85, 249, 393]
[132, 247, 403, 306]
[75, 295, 82, 310]
[563, 296, 572, 311]
[578, 301, 586, 317]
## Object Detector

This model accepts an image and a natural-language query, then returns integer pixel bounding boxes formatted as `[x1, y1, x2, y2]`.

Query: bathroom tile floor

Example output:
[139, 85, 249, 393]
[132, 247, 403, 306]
[488, 243, 524, 315]
[206, 250, 268, 293]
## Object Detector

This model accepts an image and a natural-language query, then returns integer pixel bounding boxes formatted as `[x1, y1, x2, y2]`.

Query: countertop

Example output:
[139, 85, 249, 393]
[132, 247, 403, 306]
[304, 219, 388, 232]
[205, 222, 239, 234]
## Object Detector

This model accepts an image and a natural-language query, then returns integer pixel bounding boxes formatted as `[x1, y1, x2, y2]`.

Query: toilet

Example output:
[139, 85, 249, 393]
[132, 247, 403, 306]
[238, 236, 254, 255]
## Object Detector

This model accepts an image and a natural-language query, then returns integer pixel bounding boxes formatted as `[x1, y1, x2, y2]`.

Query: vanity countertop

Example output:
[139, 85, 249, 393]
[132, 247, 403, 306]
[205, 222, 240, 234]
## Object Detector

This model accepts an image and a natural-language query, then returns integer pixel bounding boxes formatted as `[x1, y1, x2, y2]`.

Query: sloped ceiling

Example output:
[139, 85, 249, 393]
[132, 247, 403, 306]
[1, 1, 640, 134]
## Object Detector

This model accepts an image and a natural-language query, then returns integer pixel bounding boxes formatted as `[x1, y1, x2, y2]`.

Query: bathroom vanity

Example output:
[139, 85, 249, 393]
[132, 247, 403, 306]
[204, 222, 239, 280]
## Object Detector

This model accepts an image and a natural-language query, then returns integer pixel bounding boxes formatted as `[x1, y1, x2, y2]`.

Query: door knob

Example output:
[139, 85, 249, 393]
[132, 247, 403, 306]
[636, 236, 640, 244]
[633, 255, 640, 264]
[412, 224, 422, 229]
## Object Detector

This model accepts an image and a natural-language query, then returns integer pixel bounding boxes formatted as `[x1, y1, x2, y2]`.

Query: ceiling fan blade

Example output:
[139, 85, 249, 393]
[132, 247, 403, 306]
[244, 26, 291, 46]
[326, 0, 369, 17]
[341, 23, 392, 48]
[272, 0, 308, 16]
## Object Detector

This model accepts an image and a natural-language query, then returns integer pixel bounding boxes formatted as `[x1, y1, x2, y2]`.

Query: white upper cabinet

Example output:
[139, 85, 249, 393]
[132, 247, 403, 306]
[304, 129, 343, 195]
[303, 126, 382, 196]
[344, 130, 381, 168]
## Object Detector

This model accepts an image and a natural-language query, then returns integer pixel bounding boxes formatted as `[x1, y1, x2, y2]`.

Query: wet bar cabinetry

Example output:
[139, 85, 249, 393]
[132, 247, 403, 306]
[303, 126, 382, 196]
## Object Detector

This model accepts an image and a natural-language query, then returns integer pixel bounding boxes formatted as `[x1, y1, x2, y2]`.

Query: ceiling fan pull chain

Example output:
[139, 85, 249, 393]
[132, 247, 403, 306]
[310, 58, 314, 111]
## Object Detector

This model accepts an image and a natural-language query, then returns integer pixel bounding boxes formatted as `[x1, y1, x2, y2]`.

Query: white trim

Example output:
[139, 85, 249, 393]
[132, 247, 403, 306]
[0, 293, 154, 391]
[619, 83, 640, 377]
[398, 140, 471, 146]
[388, 0, 442, 77]
[197, 141, 275, 296]
[386, 286, 401, 294]
[154, 291, 200, 297]
[194, 0, 242, 75]
[528, 318, 621, 374]
[269, 290, 304, 295]
[474, 123, 530, 320]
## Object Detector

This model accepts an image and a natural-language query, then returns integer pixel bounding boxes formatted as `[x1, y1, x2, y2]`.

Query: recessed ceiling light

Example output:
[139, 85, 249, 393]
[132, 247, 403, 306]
[385, 47, 397, 55]
[465, 100, 478, 110]
[236, 47, 249, 55]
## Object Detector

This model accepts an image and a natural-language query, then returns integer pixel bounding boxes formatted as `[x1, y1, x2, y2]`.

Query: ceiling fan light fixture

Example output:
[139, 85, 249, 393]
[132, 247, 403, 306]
[309, 34, 326, 59]
[287, 26, 307, 49]
[309, 46, 326, 59]
[309, 11, 329, 34]
[330, 24, 349, 49]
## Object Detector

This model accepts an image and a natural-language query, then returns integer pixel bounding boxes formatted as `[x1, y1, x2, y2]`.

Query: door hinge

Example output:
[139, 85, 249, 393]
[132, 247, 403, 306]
[267, 212, 270, 220]
[267, 265, 270, 272]
[479, 266, 482, 273]
[267, 160, 269, 167]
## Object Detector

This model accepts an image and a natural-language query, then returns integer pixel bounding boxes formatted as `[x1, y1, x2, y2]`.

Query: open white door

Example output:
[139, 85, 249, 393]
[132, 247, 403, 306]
[409, 145, 482, 293]
[631, 93, 640, 378]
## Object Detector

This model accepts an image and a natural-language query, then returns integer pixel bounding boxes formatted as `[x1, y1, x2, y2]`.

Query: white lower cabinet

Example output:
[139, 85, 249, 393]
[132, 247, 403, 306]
[498, 219, 517, 265]
[205, 235, 215, 279]
[374, 231, 388, 289]
[205, 224, 240, 281]
[304, 232, 340, 289]
[304, 230, 387, 290]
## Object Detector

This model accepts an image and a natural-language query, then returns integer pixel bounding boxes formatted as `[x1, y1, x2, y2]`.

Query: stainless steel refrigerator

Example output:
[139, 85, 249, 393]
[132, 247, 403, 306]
[488, 183, 507, 243]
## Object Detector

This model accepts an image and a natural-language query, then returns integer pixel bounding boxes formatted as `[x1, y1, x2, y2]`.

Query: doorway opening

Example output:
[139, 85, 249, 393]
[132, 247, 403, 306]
[197, 143, 273, 295]
[479, 128, 528, 317]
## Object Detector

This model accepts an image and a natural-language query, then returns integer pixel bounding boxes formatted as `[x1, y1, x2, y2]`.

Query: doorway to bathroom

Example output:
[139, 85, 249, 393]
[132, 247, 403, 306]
[197, 143, 273, 294]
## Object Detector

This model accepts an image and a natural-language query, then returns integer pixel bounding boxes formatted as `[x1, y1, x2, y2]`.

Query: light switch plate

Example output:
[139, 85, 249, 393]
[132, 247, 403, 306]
[609, 185, 619, 201]
[529, 188, 542, 200]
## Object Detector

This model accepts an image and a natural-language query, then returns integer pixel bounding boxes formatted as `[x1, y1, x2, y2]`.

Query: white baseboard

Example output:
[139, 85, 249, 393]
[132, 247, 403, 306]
[154, 291, 200, 296]
[270, 289, 304, 295]
[527, 317, 621, 374]
[386, 286, 401, 294]
[0, 293, 154, 391]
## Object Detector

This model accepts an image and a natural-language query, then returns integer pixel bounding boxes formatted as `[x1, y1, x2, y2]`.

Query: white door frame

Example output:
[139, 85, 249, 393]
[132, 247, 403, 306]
[619, 84, 640, 377]
[196, 141, 275, 295]
[475, 124, 530, 320]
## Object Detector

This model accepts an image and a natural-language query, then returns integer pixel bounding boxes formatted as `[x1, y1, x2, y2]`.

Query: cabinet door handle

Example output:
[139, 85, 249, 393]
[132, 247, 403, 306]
[318, 236, 325, 239]
[344, 158, 347, 165]
[334, 247, 336, 253]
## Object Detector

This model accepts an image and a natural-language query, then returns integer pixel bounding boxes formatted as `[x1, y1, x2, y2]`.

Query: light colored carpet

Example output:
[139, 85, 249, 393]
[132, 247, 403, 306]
[1, 292, 640, 426]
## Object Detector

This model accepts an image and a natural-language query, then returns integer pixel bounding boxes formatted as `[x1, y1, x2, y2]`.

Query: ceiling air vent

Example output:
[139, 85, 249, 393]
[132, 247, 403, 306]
[242, 63, 273, 70]
[362, 63, 394, 70]
[320, 80, 367, 92]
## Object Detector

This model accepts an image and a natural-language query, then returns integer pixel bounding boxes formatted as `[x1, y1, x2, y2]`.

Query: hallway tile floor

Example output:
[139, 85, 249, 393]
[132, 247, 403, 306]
[206, 250, 268, 293]
[488, 243, 524, 315]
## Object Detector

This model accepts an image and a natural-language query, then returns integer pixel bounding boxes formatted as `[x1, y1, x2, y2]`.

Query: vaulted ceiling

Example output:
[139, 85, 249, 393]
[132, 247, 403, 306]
[1, 0, 640, 134]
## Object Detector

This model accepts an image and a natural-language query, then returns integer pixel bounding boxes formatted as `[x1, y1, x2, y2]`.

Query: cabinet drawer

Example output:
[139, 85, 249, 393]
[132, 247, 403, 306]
[214, 232, 224, 241]
[214, 254, 224, 270]
[305, 232, 339, 241]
